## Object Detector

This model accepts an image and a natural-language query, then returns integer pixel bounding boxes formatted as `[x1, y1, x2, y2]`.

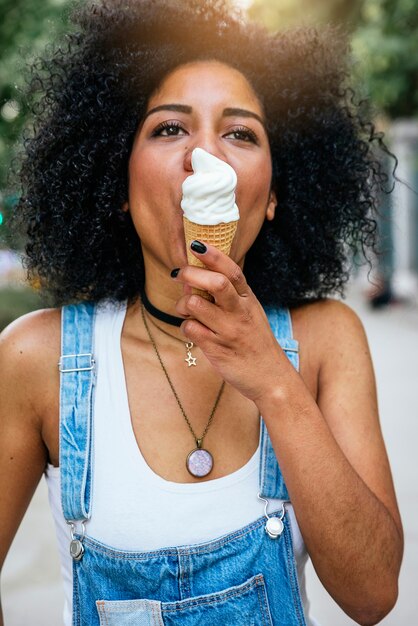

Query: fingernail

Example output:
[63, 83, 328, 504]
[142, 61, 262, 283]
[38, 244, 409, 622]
[170, 268, 180, 278]
[191, 240, 207, 254]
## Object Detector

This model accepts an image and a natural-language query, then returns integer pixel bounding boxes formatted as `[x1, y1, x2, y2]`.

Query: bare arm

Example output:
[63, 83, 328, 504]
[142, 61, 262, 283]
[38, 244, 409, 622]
[0, 310, 59, 625]
[256, 300, 403, 626]
[173, 244, 402, 624]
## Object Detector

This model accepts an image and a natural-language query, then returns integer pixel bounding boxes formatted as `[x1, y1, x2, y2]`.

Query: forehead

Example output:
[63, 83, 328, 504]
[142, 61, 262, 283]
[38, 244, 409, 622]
[147, 60, 263, 114]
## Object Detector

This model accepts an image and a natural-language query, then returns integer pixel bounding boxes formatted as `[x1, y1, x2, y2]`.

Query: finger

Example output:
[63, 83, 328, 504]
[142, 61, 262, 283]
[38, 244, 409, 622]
[183, 283, 193, 297]
[180, 315, 216, 350]
[176, 292, 222, 335]
[174, 264, 238, 311]
[188, 240, 251, 298]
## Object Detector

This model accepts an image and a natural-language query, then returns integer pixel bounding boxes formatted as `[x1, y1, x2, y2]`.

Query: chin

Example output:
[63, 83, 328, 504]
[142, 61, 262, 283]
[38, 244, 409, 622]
[176, 241, 189, 266]
[229, 236, 242, 263]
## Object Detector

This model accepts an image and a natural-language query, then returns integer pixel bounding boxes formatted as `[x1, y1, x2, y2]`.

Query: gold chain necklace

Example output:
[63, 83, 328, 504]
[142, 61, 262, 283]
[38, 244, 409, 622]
[140, 303, 225, 478]
[145, 312, 198, 367]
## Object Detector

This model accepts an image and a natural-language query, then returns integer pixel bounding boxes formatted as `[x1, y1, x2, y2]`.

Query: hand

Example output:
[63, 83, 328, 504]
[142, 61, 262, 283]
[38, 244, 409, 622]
[172, 240, 286, 404]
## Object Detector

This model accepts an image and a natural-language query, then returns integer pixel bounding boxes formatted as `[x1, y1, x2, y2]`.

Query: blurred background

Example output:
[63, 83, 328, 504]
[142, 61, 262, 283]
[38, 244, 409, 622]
[0, 0, 417, 625]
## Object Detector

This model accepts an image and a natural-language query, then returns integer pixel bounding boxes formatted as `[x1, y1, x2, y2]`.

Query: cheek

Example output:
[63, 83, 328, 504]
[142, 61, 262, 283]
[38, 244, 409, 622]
[232, 161, 272, 253]
[236, 161, 272, 213]
[129, 151, 166, 202]
[127, 148, 185, 252]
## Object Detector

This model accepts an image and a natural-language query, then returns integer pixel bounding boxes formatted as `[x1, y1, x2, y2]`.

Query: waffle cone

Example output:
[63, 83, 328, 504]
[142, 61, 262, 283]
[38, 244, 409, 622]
[183, 216, 238, 301]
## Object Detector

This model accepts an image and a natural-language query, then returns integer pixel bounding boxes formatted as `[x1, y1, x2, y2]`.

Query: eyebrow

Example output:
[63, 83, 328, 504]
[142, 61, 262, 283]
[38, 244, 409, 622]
[143, 104, 266, 128]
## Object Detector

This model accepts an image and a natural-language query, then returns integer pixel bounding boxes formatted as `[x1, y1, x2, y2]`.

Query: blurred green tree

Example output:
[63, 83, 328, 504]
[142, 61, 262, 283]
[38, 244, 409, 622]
[353, 0, 418, 118]
[0, 0, 71, 197]
[249, 0, 418, 119]
[248, 0, 364, 30]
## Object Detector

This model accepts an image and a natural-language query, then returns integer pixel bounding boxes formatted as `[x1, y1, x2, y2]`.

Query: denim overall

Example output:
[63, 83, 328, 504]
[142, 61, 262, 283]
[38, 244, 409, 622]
[58, 301, 307, 626]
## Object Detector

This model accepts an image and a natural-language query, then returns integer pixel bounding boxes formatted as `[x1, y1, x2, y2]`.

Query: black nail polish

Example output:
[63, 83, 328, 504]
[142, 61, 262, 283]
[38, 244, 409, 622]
[170, 268, 180, 278]
[191, 240, 207, 254]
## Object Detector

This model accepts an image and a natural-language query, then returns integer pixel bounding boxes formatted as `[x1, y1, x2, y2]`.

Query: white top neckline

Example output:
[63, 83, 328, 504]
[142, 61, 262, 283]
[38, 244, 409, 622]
[114, 299, 261, 494]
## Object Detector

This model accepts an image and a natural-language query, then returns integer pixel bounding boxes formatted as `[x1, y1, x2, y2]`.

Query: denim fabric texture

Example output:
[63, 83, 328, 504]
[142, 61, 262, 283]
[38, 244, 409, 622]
[59, 302, 96, 521]
[59, 302, 306, 626]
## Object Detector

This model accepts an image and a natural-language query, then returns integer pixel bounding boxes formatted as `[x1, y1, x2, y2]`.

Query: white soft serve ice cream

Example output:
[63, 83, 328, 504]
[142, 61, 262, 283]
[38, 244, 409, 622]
[181, 147, 240, 225]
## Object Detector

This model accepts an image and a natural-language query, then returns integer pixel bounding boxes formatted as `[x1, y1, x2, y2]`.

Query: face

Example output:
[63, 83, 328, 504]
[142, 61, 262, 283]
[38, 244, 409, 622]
[125, 60, 277, 277]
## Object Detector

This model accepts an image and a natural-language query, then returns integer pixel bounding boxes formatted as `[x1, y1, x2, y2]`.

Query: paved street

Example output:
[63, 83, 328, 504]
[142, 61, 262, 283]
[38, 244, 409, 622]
[1, 284, 417, 625]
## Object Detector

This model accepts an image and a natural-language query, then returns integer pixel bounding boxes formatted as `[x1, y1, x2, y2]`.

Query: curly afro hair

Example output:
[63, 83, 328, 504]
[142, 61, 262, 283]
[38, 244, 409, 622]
[11, 0, 394, 308]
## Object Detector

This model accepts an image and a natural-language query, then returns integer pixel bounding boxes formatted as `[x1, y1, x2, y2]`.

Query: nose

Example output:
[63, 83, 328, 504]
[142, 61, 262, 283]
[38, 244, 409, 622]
[183, 134, 228, 172]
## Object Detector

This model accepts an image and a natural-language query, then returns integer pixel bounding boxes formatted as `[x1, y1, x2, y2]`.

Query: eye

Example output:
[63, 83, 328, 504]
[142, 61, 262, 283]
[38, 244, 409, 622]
[225, 126, 258, 144]
[152, 121, 187, 137]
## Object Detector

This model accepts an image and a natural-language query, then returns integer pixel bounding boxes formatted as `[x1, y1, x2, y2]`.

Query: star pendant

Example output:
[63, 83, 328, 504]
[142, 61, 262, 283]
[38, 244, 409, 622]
[185, 353, 197, 367]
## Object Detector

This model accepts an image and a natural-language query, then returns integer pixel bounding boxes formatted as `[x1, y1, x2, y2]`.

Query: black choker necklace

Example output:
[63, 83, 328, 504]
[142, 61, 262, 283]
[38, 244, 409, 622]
[140, 289, 185, 327]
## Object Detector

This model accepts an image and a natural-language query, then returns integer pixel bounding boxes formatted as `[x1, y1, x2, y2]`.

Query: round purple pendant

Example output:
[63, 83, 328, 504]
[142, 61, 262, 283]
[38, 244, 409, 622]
[186, 448, 213, 478]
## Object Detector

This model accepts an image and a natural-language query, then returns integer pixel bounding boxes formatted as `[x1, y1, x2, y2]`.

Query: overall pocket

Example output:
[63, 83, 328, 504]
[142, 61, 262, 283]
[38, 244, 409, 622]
[96, 573, 273, 626]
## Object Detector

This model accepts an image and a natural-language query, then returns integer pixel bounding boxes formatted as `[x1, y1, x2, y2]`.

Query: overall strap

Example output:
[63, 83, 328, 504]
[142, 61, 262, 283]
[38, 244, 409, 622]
[59, 302, 96, 522]
[259, 307, 299, 501]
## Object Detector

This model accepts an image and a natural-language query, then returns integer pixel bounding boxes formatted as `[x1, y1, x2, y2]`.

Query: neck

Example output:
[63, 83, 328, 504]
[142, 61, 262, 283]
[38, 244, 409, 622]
[139, 284, 193, 345]
[141, 250, 187, 315]
[141, 288, 185, 327]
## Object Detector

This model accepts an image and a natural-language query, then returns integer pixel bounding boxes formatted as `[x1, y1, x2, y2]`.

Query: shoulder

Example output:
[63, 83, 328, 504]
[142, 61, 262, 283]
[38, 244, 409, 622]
[290, 297, 369, 375]
[0, 307, 62, 359]
[291, 298, 381, 451]
[0, 299, 107, 370]
[0, 308, 62, 416]
[291, 297, 366, 343]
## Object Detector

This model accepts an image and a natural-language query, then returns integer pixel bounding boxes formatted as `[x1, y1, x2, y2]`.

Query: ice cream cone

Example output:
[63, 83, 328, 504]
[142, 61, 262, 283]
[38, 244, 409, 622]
[183, 216, 238, 302]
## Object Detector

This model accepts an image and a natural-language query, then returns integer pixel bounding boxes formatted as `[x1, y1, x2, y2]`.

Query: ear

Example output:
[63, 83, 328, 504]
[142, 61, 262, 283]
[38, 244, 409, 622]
[266, 189, 277, 221]
[122, 201, 129, 213]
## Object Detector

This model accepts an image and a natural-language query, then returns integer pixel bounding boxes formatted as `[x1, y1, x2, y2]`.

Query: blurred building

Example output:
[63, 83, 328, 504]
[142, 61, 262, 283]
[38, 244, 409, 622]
[389, 121, 418, 302]
[0, 247, 24, 286]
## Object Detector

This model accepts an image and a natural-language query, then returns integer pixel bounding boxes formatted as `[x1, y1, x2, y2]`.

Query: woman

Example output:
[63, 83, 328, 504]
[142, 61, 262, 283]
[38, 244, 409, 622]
[0, 1, 403, 625]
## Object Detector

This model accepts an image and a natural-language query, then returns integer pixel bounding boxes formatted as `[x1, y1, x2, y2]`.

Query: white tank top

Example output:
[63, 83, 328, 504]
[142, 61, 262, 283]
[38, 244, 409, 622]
[44, 299, 320, 626]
